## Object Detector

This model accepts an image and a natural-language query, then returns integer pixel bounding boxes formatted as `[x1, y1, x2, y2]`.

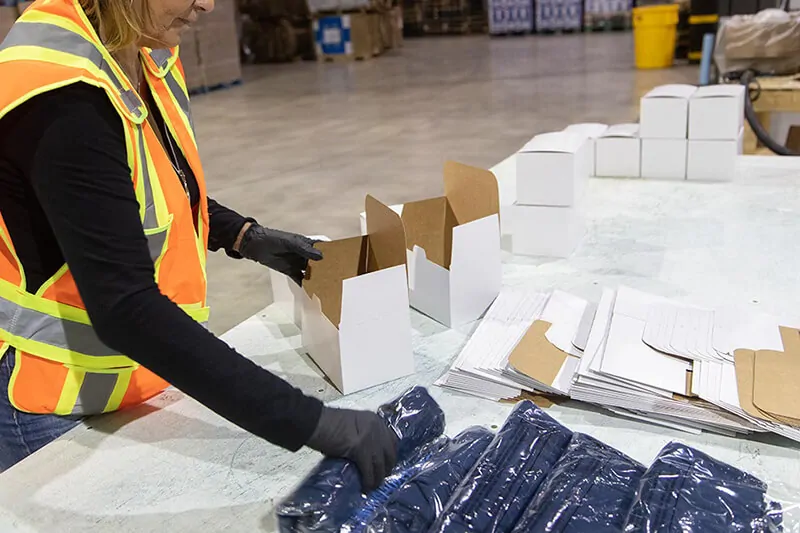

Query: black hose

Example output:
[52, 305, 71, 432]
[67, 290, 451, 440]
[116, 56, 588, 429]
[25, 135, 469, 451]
[740, 70, 798, 156]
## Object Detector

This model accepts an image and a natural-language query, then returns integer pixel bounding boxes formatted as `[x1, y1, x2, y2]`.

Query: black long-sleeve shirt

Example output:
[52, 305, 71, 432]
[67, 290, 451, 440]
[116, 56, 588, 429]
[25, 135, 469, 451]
[0, 83, 322, 451]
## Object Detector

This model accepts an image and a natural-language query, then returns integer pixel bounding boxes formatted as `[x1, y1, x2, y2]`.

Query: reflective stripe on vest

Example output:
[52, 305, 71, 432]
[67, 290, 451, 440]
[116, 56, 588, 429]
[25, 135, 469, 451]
[0, 21, 145, 119]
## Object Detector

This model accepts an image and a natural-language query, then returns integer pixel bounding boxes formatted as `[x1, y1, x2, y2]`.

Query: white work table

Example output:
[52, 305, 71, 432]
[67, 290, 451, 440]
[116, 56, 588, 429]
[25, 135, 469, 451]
[2, 156, 800, 532]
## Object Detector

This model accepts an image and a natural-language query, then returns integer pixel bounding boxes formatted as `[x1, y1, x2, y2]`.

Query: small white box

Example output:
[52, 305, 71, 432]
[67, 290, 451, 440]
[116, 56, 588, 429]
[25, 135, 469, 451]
[516, 132, 589, 207]
[640, 84, 697, 139]
[273, 197, 414, 395]
[511, 203, 585, 258]
[564, 123, 609, 177]
[595, 124, 641, 178]
[641, 139, 688, 181]
[687, 128, 744, 181]
[688, 85, 746, 140]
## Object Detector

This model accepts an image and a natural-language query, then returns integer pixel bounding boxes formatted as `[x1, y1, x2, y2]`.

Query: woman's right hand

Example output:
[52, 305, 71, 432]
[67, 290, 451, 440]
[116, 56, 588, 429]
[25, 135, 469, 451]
[306, 406, 399, 492]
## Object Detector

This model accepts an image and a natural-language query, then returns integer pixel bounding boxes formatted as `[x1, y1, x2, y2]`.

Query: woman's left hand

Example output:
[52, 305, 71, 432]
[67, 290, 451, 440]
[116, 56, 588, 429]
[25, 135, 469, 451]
[239, 224, 323, 285]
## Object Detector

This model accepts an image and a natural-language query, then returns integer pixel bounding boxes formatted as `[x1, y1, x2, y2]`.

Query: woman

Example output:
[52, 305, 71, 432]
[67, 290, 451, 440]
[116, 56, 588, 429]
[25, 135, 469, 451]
[0, 0, 397, 490]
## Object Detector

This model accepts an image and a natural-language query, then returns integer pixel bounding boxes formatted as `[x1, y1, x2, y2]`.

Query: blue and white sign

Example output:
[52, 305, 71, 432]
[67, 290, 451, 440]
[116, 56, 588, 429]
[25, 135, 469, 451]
[489, 0, 534, 34]
[535, 0, 583, 31]
[313, 15, 354, 56]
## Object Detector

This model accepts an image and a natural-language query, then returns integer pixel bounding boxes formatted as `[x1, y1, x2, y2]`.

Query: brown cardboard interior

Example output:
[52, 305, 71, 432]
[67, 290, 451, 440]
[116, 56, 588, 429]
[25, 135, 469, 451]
[365, 194, 406, 272]
[400, 161, 499, 270]
[752, 332, 800, 421]
[303, 236, 368, 327]
[508, 320, 569, 389]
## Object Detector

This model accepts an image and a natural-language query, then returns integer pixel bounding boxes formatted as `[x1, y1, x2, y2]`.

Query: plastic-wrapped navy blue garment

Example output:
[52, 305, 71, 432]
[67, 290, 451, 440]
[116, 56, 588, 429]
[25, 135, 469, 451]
[343, 426, 495, 533]
[511, 433, 646, 533]
[430, 400, 573, 533]
[623, 441, 783, 533]
[276, 387, 446, 533]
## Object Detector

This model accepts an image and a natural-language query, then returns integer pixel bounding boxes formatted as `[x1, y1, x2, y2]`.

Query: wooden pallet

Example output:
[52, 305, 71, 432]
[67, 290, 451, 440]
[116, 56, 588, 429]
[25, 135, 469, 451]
[743, 75, 800, 155]
[489, 30, 533, 37]
[317, 52, 373, 62]
[536, 27, 581, 35]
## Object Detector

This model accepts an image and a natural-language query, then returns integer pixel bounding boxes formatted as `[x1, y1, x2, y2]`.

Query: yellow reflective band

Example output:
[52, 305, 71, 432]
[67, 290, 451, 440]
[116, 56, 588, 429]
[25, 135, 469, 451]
[54, 366, 85, 415]
[0, 277, 91, 324]
[183, 305, 210, 323]
[196, 216, 208, 277]
[35, 264, 68, 297]
[7, 349, 26, 412]
[16, 10, 94, 41]
[146, 77, 197, 155]
[0, 329, 134, 369]
[104, 368, 133, 412]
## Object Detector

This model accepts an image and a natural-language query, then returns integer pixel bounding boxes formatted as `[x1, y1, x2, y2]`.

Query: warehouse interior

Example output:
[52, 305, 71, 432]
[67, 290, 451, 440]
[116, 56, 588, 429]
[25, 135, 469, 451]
[2, 0, 800, 530]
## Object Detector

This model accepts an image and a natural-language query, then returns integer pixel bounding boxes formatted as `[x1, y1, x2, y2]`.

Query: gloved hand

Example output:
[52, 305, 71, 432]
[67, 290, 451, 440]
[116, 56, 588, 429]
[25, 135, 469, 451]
[239, 224, 323, 285]
[306, 406, 399, 493]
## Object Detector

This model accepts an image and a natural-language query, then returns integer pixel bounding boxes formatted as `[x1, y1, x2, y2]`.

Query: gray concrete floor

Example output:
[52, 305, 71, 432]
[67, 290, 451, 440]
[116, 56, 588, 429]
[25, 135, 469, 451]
[193, 33, 696, 334]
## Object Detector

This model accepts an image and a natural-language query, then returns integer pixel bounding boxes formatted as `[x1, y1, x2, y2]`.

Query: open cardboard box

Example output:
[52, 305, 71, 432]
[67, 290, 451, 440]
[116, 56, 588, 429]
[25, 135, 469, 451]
[734, 326, 800, 427]
[270, 197, 414, 395]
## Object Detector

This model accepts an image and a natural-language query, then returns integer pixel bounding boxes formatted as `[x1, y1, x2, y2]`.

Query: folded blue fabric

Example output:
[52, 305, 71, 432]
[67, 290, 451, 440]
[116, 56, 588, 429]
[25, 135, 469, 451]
[344, 426, 495, 533]
[512, 433, 645, 533]
[623, 441, 782, 533]
[429, 400, 573, 533]
[276, 387, 446, 533]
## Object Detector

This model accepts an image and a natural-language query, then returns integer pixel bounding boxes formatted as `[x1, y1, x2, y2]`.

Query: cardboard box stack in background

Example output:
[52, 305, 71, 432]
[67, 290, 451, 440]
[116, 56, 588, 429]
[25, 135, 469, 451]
[313, 12, 377, 61]
[512, 132, 588, 258]
[488, 0, 534, 35]
[639, 84, 696, 181]
[271, 196, 414, 395]
[179, 0, 242, 93]
[687, 85, 745, 181]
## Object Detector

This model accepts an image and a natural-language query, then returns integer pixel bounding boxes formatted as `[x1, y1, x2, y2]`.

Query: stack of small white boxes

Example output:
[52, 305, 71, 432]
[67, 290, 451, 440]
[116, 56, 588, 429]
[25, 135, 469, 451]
[512, 130, 592, 257]
[598, 84, 745, 181]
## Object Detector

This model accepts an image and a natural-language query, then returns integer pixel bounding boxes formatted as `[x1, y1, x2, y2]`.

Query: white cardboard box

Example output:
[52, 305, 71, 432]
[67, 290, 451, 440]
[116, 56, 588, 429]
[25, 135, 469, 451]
[687, 128, 744, 181]
[641, 139, 688, 180]
[516, 132, 589, 207]
[563, 123, 608, 177]
[595, 124, 641, 178]
[688, 85, 746, 140]
[511, 202, 585, 258]
[272, 196, 414, 395]
[640, 84, 697, 139]
[378, 161, 502, 328]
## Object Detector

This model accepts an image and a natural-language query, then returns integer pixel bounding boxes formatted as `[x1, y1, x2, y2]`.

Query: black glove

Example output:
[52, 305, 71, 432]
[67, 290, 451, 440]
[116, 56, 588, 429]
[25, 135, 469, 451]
[306, 406, 399, 492]
[239, 225, 323, 285]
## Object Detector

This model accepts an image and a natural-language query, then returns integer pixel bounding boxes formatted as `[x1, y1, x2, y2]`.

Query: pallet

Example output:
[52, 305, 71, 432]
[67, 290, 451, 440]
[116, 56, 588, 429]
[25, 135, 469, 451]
[489, 30, 533, 36]
[317, 52, 373, 62]
[188, 79, 242, 96]
[535, 27, 581, 35]
[420, 19, 472, 34]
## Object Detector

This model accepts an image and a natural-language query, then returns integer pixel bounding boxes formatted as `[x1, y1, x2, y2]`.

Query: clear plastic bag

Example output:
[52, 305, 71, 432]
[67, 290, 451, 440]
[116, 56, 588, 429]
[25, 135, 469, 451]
[429, 400, 574, 533]
[343, 426, 496, 533]
[622, 442, 783, 533]
[276, 387, 446, 533]
[511, 433, 646, 533]
[715, 10, 800, 75]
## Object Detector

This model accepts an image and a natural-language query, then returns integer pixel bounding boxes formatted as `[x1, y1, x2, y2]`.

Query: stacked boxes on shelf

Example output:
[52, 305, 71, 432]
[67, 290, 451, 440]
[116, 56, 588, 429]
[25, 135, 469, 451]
[639, 84, 696, 181]
[584, 0, 631, 30]
[180, 0, 242, 93]
[310, 0, 401, 61]
[488, 0, 534, 35]
[687, 85, 745, 181]
[512, 132, 589, 257]
[535, 0, 583, 32]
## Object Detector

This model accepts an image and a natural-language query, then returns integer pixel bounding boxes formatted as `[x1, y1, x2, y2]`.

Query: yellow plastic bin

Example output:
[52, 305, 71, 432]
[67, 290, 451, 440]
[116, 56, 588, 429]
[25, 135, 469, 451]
[632, 4, 680, 69]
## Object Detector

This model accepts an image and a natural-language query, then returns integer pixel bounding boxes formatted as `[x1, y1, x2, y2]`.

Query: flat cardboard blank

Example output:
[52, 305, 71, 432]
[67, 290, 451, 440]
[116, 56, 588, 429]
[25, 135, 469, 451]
[509, 320, 568, 388]
[751, 326, 800, 422]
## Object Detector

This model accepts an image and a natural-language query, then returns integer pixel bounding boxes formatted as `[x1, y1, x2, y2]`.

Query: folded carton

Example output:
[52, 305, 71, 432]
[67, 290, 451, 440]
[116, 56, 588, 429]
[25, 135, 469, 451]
[563, 123, 608, 176]
[641, 139, 687, 181]
[687, 128, 743, 182]
[735, 326, 800, 427]
[511, 202, 585, 258]
[272, 197, 414, 395]
[595, 124, 641, 178]
[640, 84, 697, 139]
[516, 132, 589, 207]
[688, 85, 746, 140]
[400, 161, 501, 328]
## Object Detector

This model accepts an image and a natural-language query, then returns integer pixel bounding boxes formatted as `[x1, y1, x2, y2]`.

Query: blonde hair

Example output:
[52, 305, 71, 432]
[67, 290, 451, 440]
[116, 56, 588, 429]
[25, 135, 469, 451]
[79, 0, 155, 52]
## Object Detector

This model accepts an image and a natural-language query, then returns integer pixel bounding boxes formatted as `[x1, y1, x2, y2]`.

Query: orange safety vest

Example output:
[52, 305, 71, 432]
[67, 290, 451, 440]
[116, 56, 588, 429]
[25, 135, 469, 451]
[0, 0, 210, 415]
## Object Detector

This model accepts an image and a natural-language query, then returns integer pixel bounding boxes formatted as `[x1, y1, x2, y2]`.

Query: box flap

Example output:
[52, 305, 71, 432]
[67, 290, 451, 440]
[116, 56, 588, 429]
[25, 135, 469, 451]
[564, 123, 609, 139]
[303, 235, 368, 327]
[691, 84, 745, 99]
[443, 160, 500, 224]
[401, 196, 451, 269]
[644, 84, 697, 99]
[508, 320, 569, 387]
[600, 123, 640, 138]
[519, 132, 586, 154]
[751, 326, 800, 421]
[365, 195, 407, 272]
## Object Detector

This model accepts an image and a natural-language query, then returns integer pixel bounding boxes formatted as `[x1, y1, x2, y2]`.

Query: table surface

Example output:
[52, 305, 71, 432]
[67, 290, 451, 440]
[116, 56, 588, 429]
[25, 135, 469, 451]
[2, 156, 800, 533]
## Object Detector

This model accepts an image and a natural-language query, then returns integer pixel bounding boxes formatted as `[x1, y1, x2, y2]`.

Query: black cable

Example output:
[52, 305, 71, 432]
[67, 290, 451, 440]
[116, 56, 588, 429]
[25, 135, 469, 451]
[739, 70, 798, 156]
